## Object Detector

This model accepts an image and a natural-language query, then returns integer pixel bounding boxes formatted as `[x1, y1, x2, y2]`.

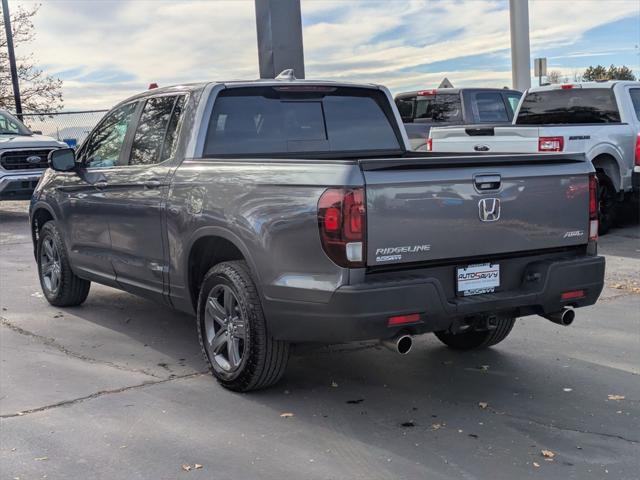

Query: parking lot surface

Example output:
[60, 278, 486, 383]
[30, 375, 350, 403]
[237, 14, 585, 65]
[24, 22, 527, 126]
[1, 201, 639, 480]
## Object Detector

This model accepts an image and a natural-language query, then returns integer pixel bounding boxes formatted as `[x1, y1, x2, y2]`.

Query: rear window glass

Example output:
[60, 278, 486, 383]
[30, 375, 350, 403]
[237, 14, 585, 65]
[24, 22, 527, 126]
[414, 94, 462, 123]
[516, 88, 620, 124]
[204, 87, 401, 156]
[630, 89, 640, 120]
[471, 92, 509, 123]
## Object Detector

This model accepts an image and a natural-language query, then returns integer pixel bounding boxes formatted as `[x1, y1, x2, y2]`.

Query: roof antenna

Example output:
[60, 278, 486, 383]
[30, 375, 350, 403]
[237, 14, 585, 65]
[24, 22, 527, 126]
[275, 69, 296, 81]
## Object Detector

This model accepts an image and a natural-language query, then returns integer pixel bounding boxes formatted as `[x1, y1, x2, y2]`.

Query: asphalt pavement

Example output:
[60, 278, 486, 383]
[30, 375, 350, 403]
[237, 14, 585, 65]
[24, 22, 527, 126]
[1, 200, 639, 480]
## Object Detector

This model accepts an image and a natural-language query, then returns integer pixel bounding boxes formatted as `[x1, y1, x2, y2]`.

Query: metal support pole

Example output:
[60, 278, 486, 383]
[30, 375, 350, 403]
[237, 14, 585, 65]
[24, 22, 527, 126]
[2, 0, 23, 118]
[254, 0, 305, 79]
[509, 0, 531, 91]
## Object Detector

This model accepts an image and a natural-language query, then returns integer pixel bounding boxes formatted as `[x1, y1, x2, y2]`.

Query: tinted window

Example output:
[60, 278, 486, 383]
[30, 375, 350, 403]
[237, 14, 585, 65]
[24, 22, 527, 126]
[204, 87, 401, 156]
[504, 92, 522, 116]
[516, 88, 620, 124]
[160, 95, 186, 163]
[395, 97, 415, 122]
[414, 94, 462, 123]
[472, 92, 509, 122]
[130, 96, 177, 166]
[630, 89, 640, 120]
[85, 103, 137, 168]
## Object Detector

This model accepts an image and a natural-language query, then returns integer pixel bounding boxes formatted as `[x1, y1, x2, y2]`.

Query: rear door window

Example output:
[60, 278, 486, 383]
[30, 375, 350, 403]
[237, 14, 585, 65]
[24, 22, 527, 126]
[204, 87, 402, 156]
[629, 88, 640, 121]
[516, 88, 621, 124]
[129, 95, 185, 166]
[470, 92, 510, 123]
[414, 94, 462, 123]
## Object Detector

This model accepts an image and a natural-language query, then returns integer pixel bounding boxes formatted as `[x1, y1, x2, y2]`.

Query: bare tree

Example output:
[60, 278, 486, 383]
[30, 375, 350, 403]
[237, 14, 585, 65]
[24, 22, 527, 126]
[546, 70, 564, 84]
[0, 4, 63, 112]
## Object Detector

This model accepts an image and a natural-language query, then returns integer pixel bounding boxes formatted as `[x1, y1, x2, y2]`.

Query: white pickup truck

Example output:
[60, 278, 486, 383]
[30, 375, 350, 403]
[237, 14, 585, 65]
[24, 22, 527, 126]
[0, 109, 67, 201]
[427, 81, 640, 233]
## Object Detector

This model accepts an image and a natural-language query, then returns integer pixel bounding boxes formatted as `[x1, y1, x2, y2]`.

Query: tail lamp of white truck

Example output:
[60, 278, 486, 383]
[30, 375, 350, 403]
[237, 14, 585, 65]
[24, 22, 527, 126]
[318, 188, 366, 268]
[589, 173, 598, 241]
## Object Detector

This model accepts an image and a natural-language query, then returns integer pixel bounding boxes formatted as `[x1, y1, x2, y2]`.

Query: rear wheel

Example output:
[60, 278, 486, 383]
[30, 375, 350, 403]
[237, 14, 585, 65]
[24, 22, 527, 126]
[434, 317, 515, 350]
[197, 261, 289, 392]
[596, 172, 618, 235]
[37, 221, 91, 307]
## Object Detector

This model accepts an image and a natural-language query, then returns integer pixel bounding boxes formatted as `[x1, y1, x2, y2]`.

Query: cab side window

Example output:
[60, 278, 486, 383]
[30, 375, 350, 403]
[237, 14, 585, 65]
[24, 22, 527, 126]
[84, 103, 137, 168]
[129, 95, 185, 166]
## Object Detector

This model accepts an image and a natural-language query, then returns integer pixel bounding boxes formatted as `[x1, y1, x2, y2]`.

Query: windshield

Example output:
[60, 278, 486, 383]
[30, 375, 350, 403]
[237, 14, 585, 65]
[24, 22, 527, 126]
[516, 88, 620, 124]
[0, 111, 32, 135]
[204, 86, 403, 157]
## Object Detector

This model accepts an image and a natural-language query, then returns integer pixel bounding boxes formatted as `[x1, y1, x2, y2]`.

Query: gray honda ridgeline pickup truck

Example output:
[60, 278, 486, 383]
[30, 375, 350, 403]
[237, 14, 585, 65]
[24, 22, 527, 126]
[30, 75, 605, 392]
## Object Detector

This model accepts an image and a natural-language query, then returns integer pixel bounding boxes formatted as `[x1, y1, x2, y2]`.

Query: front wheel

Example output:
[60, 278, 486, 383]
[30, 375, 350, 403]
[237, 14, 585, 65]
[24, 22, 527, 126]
[37, 221, 91, 307]
[197, 261, 289, 392]
[434, 317, 515, 350]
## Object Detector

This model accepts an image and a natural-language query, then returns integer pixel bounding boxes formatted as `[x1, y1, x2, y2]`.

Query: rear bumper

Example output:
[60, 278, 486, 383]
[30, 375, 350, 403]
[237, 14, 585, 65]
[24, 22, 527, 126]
[264, 254, 605, 343]
[0, 170, 43, 200]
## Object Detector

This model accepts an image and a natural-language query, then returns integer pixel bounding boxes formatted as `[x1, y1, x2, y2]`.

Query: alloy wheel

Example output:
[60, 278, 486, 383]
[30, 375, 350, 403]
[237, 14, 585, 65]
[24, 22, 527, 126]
[203, 284, 247, 373]
[40, 236, 62, 294]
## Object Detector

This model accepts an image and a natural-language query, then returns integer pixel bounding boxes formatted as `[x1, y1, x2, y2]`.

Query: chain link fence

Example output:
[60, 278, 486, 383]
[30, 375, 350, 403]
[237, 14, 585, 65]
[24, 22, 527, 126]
[20, 110, 108, 148]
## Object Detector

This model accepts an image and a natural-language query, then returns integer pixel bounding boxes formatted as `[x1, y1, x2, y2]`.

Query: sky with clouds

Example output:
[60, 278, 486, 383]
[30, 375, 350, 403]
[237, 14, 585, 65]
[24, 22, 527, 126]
[12, 0, 640, 110]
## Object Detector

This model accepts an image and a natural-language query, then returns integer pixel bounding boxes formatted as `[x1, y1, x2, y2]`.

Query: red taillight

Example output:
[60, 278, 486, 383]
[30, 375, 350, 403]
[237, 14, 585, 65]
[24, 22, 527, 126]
[561, 84, 574, 90]
[538, 136, 564, 152]
[589, 173, 598, 241]
[635, 133, 640, 167]
[318, 188, 365, 267]
[561, 290, 585, 300]
[426, 138, 433, 151]
[418, 89, 436, 96]
[388, 313, 421, 326]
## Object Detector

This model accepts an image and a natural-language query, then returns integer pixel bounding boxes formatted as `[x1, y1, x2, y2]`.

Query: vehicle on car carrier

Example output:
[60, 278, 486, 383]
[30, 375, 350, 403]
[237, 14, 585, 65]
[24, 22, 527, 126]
[427, 81, 640, 233]
[30, 72, 605, 392]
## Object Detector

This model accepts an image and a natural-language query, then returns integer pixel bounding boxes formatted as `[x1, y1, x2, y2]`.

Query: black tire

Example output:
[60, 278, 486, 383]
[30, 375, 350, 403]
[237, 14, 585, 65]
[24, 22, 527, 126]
[434, 317, 515, 350]
[596, 172, 618, 235]
[197, 260, 289, 392]
[37, 221, 90, 307]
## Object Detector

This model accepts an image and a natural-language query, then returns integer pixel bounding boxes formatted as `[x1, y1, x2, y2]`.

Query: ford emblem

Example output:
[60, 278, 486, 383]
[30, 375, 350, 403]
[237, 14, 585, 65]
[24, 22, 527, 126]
[26, 155, 42, 164]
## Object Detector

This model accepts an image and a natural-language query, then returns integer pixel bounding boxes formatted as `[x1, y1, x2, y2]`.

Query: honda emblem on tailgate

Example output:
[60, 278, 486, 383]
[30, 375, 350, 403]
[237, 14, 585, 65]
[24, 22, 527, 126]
[478, 198, 500, 222]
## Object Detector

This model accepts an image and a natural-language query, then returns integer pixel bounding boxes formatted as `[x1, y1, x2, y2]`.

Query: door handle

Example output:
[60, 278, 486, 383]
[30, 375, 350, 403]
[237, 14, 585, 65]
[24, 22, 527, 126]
[144, 179, 161, 189]
[95, 181, 108, 190]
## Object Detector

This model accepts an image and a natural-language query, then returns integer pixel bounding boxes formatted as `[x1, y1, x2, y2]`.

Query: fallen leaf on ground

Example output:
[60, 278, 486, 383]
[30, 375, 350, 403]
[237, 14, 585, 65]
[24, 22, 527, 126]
[194, 464, 203, 469]
[478, 402, 488, 409]
[431, 423, 442, 430]
[533, 462, 540, 468]
[479, 365, 490, 371]
[280, 412, 294, 418]
[541, 450, 555, 459]
[35, 457, 48, 461]
[331, 381, 338, 388]
[608, 395, 625, 401]
[563, 388, 573, 392]
[181, 464, 192, 471]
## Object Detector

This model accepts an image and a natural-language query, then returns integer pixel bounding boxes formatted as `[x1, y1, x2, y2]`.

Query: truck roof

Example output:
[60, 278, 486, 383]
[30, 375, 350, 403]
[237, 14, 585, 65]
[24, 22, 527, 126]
[395, 87, 520, 99]
[114, 78, 384, 109]
[527, 80, 640, 92]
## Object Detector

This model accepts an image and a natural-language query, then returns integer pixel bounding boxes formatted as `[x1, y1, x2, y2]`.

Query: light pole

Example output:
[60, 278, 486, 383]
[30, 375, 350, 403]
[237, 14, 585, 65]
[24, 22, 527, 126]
[2, 0, 23, 118]
[509, 0, 531, 91]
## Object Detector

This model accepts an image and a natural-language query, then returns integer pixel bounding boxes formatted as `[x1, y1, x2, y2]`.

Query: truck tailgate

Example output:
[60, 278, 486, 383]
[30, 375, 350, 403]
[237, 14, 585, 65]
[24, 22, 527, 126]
[360, 154, 592, 267]
[430, 126, 539, 153]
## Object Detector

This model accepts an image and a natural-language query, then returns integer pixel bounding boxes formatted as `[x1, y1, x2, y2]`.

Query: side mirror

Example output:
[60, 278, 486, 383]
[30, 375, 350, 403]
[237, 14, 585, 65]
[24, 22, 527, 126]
[48, 148, 76, 172]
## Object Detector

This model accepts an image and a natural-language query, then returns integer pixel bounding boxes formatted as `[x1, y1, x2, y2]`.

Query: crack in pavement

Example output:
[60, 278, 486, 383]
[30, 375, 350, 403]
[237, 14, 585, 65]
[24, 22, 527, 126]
[0, 371, 207, 419]
[497, 410, 639, 445]
[0, 316, 163, 379]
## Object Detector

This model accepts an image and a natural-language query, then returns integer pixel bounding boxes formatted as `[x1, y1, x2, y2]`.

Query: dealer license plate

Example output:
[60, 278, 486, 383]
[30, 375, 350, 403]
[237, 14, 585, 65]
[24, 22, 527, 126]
[456, 262, 500, 296]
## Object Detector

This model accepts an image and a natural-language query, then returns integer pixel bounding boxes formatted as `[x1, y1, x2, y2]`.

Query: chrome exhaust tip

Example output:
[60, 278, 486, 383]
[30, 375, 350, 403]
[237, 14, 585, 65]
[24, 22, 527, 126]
[542, 308, 575, 326]
[381, 334, 413, 355]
